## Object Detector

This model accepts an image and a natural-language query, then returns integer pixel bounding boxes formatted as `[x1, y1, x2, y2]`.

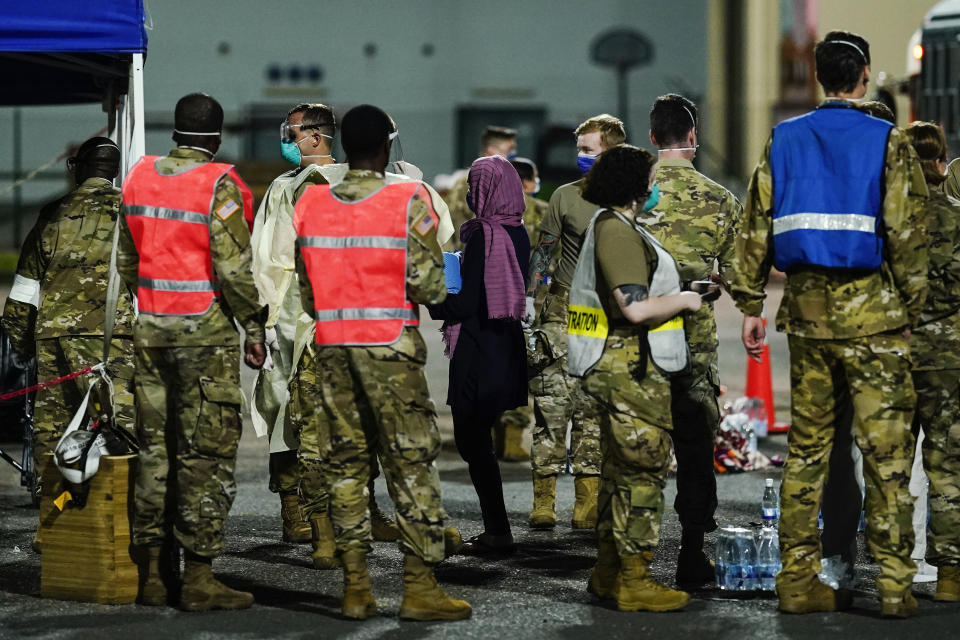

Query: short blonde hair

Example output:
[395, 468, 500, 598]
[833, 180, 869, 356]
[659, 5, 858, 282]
[575, 114, 626, 150]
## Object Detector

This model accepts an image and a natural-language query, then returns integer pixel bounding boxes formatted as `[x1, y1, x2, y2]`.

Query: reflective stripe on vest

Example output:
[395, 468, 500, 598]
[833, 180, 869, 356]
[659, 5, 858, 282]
[770, 104, 891, 271]
[122, 156, 250, 316]
[567, 209, 688, 377]
[293, 181, 426, 346]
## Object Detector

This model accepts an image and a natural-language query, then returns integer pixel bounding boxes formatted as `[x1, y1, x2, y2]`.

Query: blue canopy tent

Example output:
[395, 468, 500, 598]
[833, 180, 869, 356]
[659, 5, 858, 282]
[0, 0, 148, 172]
[0, 1, 147, 496]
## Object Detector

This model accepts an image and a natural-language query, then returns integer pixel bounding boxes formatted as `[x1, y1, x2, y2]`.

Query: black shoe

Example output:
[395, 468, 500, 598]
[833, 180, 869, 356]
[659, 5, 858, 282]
[459, 532, 517, 556]
[676, 550, 715, 589]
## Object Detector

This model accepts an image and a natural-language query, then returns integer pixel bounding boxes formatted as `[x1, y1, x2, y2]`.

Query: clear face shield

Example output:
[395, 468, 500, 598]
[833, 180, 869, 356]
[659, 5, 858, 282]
[386, 129, 423, 180]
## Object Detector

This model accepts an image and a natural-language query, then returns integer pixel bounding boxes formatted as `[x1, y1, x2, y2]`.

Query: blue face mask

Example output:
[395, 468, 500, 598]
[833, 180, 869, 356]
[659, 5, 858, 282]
[281, 140, 301, 166]
[507, 151, 518, 160]
[642, 183, 660, 212]
[577, 152, 597, 174]
[530, 178, 541, 196]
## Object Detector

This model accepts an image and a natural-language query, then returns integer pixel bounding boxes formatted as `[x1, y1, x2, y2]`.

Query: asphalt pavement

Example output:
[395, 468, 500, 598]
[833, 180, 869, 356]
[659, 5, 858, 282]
[2, 286, 958, 638]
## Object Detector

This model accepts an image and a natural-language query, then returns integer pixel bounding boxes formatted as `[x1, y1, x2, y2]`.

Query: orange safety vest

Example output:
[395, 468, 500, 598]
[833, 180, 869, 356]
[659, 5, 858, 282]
[293, 181, 431, 346]
[122, 156, 254, 316]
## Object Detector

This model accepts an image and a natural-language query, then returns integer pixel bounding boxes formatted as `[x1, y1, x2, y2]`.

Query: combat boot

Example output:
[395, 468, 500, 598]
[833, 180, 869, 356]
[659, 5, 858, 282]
[529, 474, 557, 529]
[934, 565, 960, 602]
[880, 588, 918, 618]
[340, 550, 377, 619]
[572, 475, 600, 529]
[616, 552, 690, 612]
[501, 424, 530, 462]
[134, 546, 167, 606]
[310, 512, 339, 570]
[444, 526, 464, 557]
[369, 491, 400, 542]
[179, 559, 253, 611]
[399, 554, 472, 621]
[778, 579, 852, 614]
[587, 536, 621, 600]
[280, 493, 312, 544]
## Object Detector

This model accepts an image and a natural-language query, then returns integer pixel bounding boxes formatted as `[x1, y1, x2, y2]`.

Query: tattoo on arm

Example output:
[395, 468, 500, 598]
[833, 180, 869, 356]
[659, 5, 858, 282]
[527, 233, 558, 294]
[618, 284, 649, 305]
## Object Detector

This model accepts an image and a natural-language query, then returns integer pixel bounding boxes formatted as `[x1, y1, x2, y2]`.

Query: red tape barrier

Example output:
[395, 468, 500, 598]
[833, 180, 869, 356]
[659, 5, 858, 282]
[0, 365, 99, 402]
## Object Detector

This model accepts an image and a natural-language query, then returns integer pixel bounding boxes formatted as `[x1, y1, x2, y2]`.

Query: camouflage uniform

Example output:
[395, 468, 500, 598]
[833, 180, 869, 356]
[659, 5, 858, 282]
[530, 180, 602, 477]
[910, 188, 960, 568]
[643, 157, 741, 535]
[730, 110, 930, 597]
[118, 148, 266, 558]
[294, 169, 449, 562]
[581, 211, 674, 556]
[442, 172, 471, 252]
[498, 194, 549, 436]
[250, 164, 341, 496]
[2, 177, 136, 471]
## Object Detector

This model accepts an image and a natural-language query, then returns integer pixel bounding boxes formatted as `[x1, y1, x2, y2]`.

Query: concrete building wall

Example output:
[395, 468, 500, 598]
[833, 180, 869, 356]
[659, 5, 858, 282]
[0, 0, 713, 244]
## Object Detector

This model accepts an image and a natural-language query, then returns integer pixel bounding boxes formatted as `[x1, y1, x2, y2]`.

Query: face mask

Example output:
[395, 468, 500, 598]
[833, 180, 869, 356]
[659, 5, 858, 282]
[281, 133, 333, 167]
[642, 183, 660, 212]
[577, 152, 597, 174]
[530, 178, 541, 196]
[507, 151, 518, 160]
[281, 139, 302, 166]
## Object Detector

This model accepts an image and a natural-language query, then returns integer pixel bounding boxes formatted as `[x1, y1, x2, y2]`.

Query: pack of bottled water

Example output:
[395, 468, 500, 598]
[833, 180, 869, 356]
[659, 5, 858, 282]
[715, 479, 783, 591]
[715, 526, 781, 591]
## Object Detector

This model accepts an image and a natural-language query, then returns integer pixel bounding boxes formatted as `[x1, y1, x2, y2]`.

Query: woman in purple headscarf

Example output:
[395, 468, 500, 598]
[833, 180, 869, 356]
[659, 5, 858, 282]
[428, 155, 529, 555]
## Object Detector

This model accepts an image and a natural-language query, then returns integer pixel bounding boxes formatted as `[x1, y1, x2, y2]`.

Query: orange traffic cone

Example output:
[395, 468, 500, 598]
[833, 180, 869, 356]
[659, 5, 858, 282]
[745, 317, 789, 434]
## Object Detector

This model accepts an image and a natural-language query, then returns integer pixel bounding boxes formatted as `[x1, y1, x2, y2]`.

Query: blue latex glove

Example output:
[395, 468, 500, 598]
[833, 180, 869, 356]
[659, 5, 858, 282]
[443, 251, 462, 293]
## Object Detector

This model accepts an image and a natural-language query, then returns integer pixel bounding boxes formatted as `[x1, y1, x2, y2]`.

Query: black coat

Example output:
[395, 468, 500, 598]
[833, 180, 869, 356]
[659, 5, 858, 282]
[429, 224, 529, 416]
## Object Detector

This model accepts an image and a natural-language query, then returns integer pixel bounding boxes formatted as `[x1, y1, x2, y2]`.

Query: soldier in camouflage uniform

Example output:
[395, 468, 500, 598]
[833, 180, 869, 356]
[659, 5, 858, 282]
[576, 145, 700, 612]
[494, 157, 550, 462]
[293, 104, 470, 621]
[644, 94, 742, 587]
[526, 115, 626, 530]
[117, 94, 266, 611]
[2, 137, 135, 502]
[442, 126, 517, 252]
[904, 122, 960, 603]
[730, 33, 929, 617]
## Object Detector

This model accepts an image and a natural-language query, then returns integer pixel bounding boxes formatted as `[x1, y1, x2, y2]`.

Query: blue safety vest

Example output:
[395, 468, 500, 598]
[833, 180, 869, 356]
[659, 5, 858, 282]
[769, 103, 892, 271]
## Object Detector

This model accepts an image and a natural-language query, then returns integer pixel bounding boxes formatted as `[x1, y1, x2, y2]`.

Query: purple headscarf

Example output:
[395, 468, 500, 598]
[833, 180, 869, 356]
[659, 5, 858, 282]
[443, 155, 527, 357]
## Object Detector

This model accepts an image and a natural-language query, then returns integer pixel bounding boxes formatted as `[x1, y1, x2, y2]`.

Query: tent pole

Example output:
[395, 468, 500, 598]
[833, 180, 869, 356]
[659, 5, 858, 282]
[129, 53, 145, 169]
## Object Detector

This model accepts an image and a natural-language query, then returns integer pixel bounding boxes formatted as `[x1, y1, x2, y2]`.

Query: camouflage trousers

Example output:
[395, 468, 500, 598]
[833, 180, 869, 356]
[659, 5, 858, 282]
[582, 331, 674, 557]
[912, 368, 960, 567]
[131, 345, 243, 559]
[33, 336, 135, 470]
[303, 328, 446, 563]
[290, 346, 382, 519]
[780, 333, 916, 596]
[498, 401, 531, 430]
[529, 291, 602, 477]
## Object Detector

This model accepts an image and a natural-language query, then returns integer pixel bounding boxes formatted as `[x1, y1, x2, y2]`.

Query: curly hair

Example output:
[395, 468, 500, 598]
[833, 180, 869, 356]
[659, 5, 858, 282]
[581, 145, 655, 208]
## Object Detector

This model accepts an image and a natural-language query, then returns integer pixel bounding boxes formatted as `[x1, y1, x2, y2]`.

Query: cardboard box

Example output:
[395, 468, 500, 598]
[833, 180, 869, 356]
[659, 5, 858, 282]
[39, 454, 138, 604]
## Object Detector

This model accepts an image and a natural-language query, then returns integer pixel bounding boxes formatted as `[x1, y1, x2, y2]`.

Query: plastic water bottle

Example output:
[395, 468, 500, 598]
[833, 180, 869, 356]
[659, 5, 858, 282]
[756, 528, 781, 591]
[715, 528, 738, 590]
[735, 529, 759, 590]
[761, 478, 779, 528]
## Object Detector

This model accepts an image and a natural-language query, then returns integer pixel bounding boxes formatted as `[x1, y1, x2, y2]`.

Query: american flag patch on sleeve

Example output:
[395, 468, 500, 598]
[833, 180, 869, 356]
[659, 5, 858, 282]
[413, 210, 436, 236]
[215, 199, 239, 220]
